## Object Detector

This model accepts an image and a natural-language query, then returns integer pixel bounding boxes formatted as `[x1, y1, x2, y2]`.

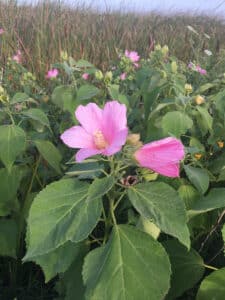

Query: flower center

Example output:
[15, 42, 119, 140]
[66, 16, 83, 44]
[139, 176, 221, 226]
[93, 130, 108, 149]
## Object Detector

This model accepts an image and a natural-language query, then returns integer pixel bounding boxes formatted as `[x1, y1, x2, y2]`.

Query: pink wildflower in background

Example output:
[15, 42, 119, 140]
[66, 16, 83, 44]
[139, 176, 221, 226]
[120, 72, 127, 80]
[0, 28, 4, 35]
[188, 62, 194, 69]
[61, 101, 128, 162]
[12, 50, 22, 63]
[134, 137, 185, 178]
[125, 50, 140, 63]
[46, 68, 59, 79]
[196, 65, 207, 75]
[82, 73, 89, 80]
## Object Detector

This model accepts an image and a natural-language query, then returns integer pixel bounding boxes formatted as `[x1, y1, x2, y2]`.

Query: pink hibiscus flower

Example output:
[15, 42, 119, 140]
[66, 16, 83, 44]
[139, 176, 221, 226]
[196, 65, 207, 75]
[134, 137, 185, 177]
[125, 50, 140, 63]
[61, 101, 128, 162]
[82, 73, 89, 80]
[12, 50, 22, 63]
[46, 68, 59, 79]
[120, 72, 127, 80]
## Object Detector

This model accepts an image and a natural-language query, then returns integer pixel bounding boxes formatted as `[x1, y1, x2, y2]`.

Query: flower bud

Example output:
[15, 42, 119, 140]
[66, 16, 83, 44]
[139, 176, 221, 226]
[217, 141, 224, 148]
[127, 134, 141, 146]
[195, 95, 205, 105]
[162, 45, 169, 56]
[60, 50, 68, 61]
[95, 70, 103, 80]
[185, 84, 193, 94]
[105, 71, 113, 82]
[194, 153, 202, 160]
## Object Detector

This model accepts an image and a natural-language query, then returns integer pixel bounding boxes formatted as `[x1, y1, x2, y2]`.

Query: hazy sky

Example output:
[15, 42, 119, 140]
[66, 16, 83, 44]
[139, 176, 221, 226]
[69, 0, 225, 14]
[19, 0, 225, 15]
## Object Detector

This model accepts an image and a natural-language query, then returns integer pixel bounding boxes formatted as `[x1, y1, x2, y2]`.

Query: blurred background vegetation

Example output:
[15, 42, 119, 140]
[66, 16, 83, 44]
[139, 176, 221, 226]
[1, 0, 225, 79]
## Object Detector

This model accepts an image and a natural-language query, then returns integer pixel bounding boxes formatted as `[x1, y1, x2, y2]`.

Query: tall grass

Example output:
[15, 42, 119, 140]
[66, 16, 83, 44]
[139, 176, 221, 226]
[0, 0, 225, 76]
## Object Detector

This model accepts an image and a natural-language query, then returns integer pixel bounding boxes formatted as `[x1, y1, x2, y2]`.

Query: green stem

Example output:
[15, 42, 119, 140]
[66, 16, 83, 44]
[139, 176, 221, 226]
[204, 264, 218, 271]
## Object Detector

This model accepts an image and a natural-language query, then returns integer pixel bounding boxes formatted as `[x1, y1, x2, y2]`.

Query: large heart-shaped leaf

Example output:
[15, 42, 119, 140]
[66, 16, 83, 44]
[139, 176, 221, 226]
[128, 182, 190, 248]
[33, 241, 84, 282]
[0, 166, 26, 216]
[24, 178, 102, 260]
[184, 165, 209, 194]
[83, 225, 171, 300]
[188, 188, 225, 217]
[0, 125, 26, 171]
[34, 140, 62, 174]
[161, 111, 193, 137]
[196, 267, 225, 300]
[164, 240, 205, 299]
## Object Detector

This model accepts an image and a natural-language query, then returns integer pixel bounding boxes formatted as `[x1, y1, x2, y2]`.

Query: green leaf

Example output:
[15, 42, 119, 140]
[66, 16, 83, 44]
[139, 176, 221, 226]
[196, 83, 214, 93]
[34, 140, 62, 174]
[0, 219, 18, 258]
[60, 247, 87, 300]
[83, 225, 171, 300]
[0, 125, 26, 171]
[22, 108, 50, 129]
[24, 178, 102, 260]
[196, 106, 213, 131]
[164, 240, 205, 299]
[137, 217, 160, 239]
[188, 188, 225, 216]
[184, 165, 209, 194]
[34, 241, 84, 282]
[11, 92, 29, 104]
[76, 84, 99, 101]
[161, 111, 193, 137]
[196, 267, 225, 300]
[128, 182, 190, 248]
[108, 84, 119, 99]
[178, 185, 200, 210]
[88, 176, 115, 200]
[0, 166, 25, 216]
[51, 85, 76, 114]
[76, 60, 94, 68]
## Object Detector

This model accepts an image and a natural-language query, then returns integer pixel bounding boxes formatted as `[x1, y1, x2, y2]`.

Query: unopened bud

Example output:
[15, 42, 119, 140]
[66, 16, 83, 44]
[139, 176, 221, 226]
[127, 134, 141, 146]
[217, 141, 224, 148]
[95, 70, 103, 80]
[195, 95, 205, 105]
[185, 84, 193, 94]
[194, 153, 202, 160]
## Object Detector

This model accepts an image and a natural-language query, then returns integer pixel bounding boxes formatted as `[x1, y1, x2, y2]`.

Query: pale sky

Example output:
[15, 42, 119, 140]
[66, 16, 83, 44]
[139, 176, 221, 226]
[19, 0, 225, 15]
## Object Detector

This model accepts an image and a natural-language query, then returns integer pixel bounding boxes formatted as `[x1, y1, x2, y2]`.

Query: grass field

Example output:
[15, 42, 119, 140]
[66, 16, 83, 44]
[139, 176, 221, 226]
[1, 0, 225, 77]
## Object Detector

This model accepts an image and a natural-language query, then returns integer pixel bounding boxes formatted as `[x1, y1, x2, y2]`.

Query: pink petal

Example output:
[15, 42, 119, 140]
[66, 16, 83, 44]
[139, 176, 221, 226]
[76, 148, 102, 162]
[60, 126, 94, 149]
[135, 137, 185, 178]
[103, 128, 128, 156]
[102, 101, 127, 144]
[75, 103, 103, 134]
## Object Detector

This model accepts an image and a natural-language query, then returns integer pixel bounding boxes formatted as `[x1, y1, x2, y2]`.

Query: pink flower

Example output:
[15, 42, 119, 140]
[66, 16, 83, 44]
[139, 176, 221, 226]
[188, 62, 194, 69]
[125, 50, 140, 63]
[134, 137, 185, 178]
[0, 28, 4, 35]
[196, 65, 207, 75]
[61, 101, 128, 162]
[46, 68, 59, 79]
[120, 72, 127, 80]
[12, 50, 22, 63]
[82, 73, 89, 80]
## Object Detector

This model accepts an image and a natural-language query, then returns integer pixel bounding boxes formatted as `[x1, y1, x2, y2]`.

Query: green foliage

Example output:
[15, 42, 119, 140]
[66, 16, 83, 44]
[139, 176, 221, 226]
[83, 225, 171, 300]
[196, 268, 225, 300]
[128, 182, 190, 248]
[0, 125, 26, 171]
